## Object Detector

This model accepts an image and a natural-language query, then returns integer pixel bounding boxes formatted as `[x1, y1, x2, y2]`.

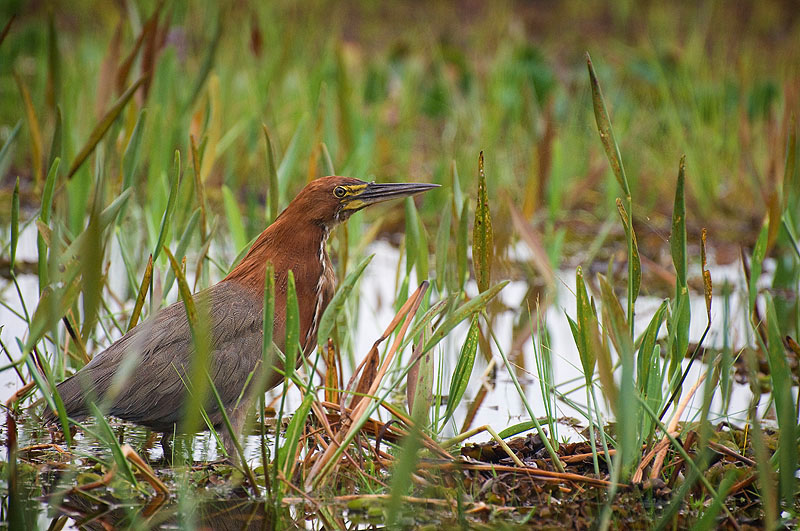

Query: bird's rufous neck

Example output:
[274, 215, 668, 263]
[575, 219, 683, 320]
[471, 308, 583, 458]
[222, 214, 329, 293]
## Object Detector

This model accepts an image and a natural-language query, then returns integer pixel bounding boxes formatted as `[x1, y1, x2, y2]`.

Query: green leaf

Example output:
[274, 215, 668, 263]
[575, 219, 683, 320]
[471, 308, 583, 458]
[162, 208, 201, 297]
[586, 54, 630, 197]
[421, 280, 507, 355]
[749, 221, 769, 316]
[89, 403, 138, 487]
[441, 316, 479, 425]
[434, 194, 452, 293]
[456, 197, 469, 291]
[317, 254, 373, 347]
[0, 120, 21, 171]
[498, 420, 537, 439]
[473, 151, 493, 293]
[262, 124, 280, 223]
[67, 75, 146, 180]
[47, 106, 62, 171]
[24, 275, 81, 354]
[152, 150, 182, 263]
[262, 262, 276, 368]
[278, 390, 314, 477]
[37, 158, 60, 291]
[122, 109, 147, 193]
[616, 198, 641, 303]
[573, 266, 597, 377]
[637, 301, 668, 393]
[10, 177, 19, 270]
[764, 296, 798, 510]
[671, 156, 688, 287]
[222, 185, 247, 254]
[127, 254, 153, 331]
[284, 271, 300, 377]
[405, 197, 420, 276]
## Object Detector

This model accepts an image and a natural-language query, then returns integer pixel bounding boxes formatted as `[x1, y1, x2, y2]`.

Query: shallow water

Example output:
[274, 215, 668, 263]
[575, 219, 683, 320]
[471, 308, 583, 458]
[0, 224, 783, 528]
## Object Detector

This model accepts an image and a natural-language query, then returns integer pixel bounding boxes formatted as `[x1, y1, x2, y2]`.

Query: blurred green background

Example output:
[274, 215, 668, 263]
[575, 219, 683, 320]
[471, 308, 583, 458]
[1, 0, 798, 272]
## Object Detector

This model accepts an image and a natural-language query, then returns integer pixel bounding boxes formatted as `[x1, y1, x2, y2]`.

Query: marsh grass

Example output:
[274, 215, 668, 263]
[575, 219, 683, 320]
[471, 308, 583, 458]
[1, 2, 799, 528]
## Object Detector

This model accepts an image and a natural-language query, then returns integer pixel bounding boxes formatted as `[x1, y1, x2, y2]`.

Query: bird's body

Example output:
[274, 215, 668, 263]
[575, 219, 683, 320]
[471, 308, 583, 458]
[45, 176, 436, 456]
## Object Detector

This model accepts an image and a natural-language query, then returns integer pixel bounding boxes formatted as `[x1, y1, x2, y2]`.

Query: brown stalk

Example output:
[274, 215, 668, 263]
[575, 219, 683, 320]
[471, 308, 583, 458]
[422, 461, 622, 488]
[305, 282, 428, 490]
[632, 369, 707, 483]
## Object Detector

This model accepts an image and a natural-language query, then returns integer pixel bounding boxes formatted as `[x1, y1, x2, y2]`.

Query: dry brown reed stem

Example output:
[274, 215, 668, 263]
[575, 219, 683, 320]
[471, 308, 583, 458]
[5, 381, 36, 409]
[561, 449, 617, 464]
[120, 444, 168, 495]
[378, 401, 453, 460]
[76, 468, 115, 491]
[304, 282, 428, 490]
[422, 461, 623, 488]
[632, 369, 707, 483]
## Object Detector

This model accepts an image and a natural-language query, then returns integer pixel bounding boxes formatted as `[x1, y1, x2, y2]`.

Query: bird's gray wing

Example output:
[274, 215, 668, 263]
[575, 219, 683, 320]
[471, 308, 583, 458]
[55, 281, 265, 432]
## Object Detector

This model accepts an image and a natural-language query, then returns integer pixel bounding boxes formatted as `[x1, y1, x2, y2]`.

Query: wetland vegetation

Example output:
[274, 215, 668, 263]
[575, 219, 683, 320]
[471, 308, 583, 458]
[0, 1, 799, 529]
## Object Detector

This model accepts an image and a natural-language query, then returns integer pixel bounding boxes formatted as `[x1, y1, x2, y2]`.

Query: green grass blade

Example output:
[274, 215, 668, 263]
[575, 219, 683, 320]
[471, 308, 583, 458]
[420, 280, 508, 355]
[127, 254, 153, 331]
[473, 151, 493, 293]
[764, 296, 798, 510]
[441, 316, 479, 426]
[88, 404, 138, 487]
[317, 254, 373, 348]
[47, 106, 61, 171]
[222, 184, 247, 254]
[284, 271, 300, 376]
[0, 120, 21, 172]
[152, 150, 181, 263]
[10, 177, 19, 270]
[456, 197, 469, 291]
[278, 390, 314, 479]
[671, 156, 688, 286]
[434, 193, 452, 293]
[262, 124, 279, 223]
[67, 75, 146, 180]
[616, 198, 641, 303]
[748, 221, 768, 316]
[573, 266, 597, 377]
[586, 53, 630, 197]
[37, 158, 60, 291]
[121, 109, 147, 193]
[162, 208, 200, 297]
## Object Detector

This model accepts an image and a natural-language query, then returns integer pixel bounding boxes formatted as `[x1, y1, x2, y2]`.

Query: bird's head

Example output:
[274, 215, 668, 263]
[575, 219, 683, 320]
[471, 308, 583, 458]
[284, 176, 439, 229]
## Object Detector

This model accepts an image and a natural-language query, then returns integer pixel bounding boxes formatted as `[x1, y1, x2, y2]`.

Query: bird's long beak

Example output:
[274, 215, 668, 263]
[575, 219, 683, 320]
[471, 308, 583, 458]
[342, 181, 439, 211]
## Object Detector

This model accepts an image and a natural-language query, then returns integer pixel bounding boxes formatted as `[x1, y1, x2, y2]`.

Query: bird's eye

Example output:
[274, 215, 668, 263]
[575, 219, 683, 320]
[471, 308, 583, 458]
[333, 186, 347, 198]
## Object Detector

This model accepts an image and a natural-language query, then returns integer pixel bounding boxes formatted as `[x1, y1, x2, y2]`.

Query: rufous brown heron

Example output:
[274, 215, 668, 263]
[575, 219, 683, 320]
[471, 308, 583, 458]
[43, 176, 438, 457]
